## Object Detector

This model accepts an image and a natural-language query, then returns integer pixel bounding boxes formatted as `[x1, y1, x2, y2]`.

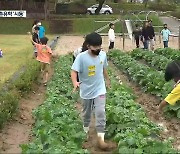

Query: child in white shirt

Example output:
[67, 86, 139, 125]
[108, 23, 115, 50]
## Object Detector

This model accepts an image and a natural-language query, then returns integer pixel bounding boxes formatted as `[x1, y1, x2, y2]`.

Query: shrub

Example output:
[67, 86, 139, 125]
[49, 20, 73, 34]
[148, 2, 176, 11]
[171, 10, 180, 19]
[0, 59, 41, 128]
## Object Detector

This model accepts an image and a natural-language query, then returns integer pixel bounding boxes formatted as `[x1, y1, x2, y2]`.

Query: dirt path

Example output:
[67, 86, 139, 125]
[0, 64, 54, 153]
[0, 83, 47, 153]
[109, 62, 180, 150]
[54, 35, 179, 55]
[160, 17, 180, 35]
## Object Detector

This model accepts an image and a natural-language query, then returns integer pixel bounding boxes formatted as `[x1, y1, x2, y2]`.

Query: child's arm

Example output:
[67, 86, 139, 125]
[103, 68, 111, 89]
[27, 32, 38, 46]
[159, 85, 180, 112]
[71, 70, 81, 92]
[158, 100, 167, 112]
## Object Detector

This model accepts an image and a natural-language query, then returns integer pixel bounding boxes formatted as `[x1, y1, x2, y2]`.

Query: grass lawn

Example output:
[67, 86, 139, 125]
[0, 34, 54, 84]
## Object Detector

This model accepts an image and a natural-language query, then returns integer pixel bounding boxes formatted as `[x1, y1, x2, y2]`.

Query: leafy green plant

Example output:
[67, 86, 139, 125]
[130, 48, 172, 71]
[106, 68, 177, 153]
[155, 48, 180, 60]
[109, 50, 180, 118]
[22, 54, 178, 153]
[0, 59, 41, 128]
[21, 55, 88, 153]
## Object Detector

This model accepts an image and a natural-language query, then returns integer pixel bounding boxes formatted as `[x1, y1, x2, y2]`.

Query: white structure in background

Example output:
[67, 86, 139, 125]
[126, 0, 143, 2]
[125, 20, 133, 40]
[126, 0, 154, 3]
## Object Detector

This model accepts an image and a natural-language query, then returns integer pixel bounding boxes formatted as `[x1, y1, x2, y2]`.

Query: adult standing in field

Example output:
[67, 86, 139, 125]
[32, 20, 40, 33]
[37, 21, 45, 39]
[108, 23, 115, 50]
[71, 32, 113, 150]
[132, 24, 142, 48]
[161, 24, 171, 48]
[147, 19, 155, 51]
[141, 21, 149, 49]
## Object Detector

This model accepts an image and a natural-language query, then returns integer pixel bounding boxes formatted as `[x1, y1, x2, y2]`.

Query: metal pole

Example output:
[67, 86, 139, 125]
[122, 20, 125, 50]
[179, 26, 180, 49]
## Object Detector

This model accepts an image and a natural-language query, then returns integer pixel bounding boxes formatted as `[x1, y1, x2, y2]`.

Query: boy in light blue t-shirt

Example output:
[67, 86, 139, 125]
[161, 24, 171, 48]
[71, 33, 114, 150]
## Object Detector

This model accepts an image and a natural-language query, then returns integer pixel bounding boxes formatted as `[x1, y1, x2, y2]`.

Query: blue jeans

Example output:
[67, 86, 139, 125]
[143, 40, 148, 49]
[163, 41, 168, 48]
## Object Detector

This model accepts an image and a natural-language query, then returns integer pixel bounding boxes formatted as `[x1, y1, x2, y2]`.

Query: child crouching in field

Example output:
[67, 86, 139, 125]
[159, 60, 180, 112]
[29, 33, 52, 85]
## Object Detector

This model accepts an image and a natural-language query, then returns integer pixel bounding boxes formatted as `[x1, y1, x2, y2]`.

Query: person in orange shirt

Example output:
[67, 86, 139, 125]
[29, 33, 52, 85]
[159, 60, 180, 111]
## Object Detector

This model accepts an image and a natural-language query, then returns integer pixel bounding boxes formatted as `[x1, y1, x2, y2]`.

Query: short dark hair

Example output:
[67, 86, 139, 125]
[34, 26, 40, 31]
[165, 60, 180, 81]
[40, 37, 49, 45]
[164, 24, 167, 26]
[135, 23, 139, 27]
[148, 19, 152, 23]
[82, 41, 88, 52]
[85, 32, 102, 46]
[33, 20, 39, 26]
[109, 23, 114, 28]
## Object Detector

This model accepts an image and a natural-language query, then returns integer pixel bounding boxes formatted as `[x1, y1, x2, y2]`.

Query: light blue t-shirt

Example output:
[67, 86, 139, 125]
[71, 50, 108, 99]
[161, 29, 171, 41]
[39, 26, 45, 39]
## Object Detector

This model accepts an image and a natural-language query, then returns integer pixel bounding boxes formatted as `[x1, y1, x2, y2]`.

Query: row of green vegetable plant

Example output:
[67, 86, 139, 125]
[21, 55, 88, 154]
[154, 48, 180, 60]
[109, 50, 180, 119]
[22, 54, 177, 153]
[106, 68, 177, 153]
[130, 48, 172, 71]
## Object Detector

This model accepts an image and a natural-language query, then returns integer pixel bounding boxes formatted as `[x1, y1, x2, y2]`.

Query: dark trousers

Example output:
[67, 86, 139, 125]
[135, 38, 139, 48]
[143, 40, 148, 49]
[163, 41, 168, 48]
[109, 42, 114, 50]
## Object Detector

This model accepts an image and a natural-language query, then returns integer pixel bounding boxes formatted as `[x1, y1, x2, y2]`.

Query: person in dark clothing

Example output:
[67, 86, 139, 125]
[147, 20, 155, 51]
[141, 21, 149, 49]
[32, 26, 40, 57]
[133, 24, 142, 48]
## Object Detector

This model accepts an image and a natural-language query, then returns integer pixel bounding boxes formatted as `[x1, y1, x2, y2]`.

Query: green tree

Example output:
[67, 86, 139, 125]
[95, 0, 105, 14]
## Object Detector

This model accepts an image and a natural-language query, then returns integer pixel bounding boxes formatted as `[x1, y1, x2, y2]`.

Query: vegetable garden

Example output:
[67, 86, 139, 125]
[20, 47, 180, 153]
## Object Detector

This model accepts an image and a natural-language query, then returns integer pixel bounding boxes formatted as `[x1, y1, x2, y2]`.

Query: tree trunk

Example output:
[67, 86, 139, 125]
[44, 0, 48, 20]
[95, 0, 105, 15]
[143, 0, 148, 8]
[20, 0, 24, 10]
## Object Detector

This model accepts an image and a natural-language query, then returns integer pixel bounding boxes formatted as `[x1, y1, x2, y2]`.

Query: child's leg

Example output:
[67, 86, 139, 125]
[82, 99, 93, 129]
[43, 63, 50, 83]
[165, 41, 168, 48]
[33, 46, 37, 58]
[135, 38, 139, 48]
[109, 42, 112, 50]
[94, 95, 106, 133]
